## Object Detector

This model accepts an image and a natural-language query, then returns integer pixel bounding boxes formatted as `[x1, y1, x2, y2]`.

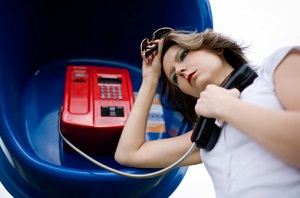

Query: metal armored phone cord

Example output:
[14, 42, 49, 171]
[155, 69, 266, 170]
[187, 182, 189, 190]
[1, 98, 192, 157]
[57, 114, 197, 179]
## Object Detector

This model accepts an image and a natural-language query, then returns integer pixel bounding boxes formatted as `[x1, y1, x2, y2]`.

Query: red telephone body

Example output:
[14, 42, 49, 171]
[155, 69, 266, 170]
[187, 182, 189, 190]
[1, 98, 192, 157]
[60, 66, 134, 154]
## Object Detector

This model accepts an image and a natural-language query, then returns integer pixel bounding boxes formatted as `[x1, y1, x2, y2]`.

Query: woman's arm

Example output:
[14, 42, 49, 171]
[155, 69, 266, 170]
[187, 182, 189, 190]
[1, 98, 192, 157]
[196, 49, 300, 169]
[115, 51, 201, 168]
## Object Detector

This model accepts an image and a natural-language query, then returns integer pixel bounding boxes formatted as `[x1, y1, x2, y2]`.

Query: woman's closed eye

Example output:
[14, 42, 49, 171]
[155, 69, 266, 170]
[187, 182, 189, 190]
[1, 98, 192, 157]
[171, 72, 178, 84]
[179, 49, 189, 61]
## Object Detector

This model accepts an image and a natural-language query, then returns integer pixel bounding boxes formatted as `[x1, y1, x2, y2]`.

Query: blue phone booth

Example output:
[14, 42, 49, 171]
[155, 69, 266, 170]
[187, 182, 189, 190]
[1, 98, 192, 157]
[0, 0, 213, 197]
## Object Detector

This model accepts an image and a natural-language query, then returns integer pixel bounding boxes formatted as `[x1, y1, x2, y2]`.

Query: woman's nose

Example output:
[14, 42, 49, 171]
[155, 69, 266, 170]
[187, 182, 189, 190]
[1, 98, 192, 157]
[175, 66, 188, 77]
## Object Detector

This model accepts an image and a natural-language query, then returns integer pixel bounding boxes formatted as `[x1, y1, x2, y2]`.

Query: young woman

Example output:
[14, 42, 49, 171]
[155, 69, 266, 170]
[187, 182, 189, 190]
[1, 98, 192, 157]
[114, 28, 300, 197]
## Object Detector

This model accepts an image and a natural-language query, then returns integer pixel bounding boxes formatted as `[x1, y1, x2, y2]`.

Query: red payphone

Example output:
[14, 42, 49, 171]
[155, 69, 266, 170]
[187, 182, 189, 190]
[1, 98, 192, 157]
[60, 66, 134, 154]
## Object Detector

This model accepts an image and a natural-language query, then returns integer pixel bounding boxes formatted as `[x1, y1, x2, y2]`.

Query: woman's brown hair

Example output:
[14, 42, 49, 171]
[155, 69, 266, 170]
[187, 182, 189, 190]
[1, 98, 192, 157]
[159, 29, 249, 124]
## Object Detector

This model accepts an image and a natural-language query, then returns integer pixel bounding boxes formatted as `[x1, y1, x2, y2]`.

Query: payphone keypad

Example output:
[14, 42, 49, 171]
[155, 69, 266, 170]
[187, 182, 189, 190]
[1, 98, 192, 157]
[100, 85, 123, 100]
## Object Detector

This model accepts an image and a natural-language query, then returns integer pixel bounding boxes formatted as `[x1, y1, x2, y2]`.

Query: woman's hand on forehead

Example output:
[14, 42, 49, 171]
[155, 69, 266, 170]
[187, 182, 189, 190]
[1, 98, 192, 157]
[141, 39, 164, 80]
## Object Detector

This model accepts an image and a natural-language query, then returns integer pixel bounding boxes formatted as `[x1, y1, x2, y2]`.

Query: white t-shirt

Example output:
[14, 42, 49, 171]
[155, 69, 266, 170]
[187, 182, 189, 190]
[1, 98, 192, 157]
[201, 46, 300, 198]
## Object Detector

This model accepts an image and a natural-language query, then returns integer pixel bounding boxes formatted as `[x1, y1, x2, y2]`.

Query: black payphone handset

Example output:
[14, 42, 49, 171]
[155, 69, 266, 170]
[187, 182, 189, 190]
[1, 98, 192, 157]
[190, 64, 258, 151]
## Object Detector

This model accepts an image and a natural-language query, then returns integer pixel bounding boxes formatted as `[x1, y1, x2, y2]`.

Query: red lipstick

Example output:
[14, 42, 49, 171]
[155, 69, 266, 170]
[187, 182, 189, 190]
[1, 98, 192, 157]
[187, 71, 197, 84]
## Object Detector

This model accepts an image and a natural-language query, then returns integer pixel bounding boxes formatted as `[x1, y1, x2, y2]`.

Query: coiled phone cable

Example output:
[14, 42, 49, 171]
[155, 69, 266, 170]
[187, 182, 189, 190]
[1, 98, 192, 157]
[58, 113, 197, 179]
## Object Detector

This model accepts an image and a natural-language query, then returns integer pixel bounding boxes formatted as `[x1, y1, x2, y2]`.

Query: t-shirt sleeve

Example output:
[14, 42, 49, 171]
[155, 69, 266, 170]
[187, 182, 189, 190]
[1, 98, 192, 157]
[258, 46, 300, 83]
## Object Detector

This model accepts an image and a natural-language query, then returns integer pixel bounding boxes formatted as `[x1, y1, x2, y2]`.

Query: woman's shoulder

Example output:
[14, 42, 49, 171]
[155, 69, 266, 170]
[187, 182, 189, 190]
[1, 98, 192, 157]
[258, 45, 300, 76]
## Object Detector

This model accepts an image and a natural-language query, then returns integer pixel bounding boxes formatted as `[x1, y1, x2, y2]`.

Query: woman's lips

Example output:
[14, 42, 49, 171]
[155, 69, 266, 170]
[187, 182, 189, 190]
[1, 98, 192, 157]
[187, 71, 197, 85]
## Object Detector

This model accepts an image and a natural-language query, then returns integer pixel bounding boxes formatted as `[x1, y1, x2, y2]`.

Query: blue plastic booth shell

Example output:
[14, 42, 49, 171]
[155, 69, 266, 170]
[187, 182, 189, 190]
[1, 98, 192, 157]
[0, 0, 213, 197]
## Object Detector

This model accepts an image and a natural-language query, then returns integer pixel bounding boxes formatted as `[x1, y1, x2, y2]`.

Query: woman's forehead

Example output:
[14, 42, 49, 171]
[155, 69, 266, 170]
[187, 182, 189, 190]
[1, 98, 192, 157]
[162, 45, 181, 63]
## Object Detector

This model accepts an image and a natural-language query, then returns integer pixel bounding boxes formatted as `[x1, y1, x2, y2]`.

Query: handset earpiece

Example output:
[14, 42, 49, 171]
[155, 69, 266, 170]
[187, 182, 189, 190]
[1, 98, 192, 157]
[190, 64, 258, 151]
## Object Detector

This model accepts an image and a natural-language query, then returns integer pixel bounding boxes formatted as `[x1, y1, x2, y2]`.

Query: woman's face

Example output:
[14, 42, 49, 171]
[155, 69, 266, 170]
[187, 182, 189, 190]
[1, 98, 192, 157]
[162, 44, 233, 98]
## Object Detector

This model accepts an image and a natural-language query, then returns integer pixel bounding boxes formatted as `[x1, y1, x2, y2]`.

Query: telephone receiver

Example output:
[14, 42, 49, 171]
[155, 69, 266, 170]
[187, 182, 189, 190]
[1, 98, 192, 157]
[190, 64, 258, 151]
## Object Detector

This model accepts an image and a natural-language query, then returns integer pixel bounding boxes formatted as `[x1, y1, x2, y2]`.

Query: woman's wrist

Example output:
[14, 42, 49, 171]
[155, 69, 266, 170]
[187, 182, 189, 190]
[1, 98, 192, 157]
[142, 75, 160, 87]
[217, 96, 240, 123]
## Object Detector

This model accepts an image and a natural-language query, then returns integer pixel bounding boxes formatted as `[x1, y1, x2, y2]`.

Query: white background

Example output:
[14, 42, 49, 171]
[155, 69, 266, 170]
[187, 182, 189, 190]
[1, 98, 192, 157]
[1, 0, 300, 197]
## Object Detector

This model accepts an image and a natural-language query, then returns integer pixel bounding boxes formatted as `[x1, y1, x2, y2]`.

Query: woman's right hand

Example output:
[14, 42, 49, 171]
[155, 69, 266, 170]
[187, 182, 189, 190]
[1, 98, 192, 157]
[141, 39, 163, 80]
